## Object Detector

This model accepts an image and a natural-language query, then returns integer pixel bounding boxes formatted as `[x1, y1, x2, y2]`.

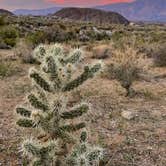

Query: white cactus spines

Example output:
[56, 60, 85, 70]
[33, 44, 47, 62]
[16, 43, 102, 165]
[21, 138, 59, 166]
[67, 131, 104, 166]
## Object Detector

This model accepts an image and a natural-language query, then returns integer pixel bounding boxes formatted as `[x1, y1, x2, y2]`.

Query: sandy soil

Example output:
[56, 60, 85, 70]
[0, 49, 166, 166]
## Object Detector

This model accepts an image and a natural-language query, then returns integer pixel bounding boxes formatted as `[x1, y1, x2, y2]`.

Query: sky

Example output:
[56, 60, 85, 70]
[0, 0, 134, 10]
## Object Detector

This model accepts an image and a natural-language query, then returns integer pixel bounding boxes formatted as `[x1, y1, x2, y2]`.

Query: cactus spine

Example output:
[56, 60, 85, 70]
[16, 44, 103, 165]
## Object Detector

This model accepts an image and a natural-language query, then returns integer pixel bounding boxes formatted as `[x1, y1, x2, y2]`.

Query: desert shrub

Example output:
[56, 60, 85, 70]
[0, 38, 9, 49]
[137, 43, 155, 58]
[26, 28, 77, 46]
[0, 26, 18, 47]
[58, 23, 67, 30]
[0, 62, 11, 77]
[25, 31, 46, 47]
[15, 44, 103, 165]
[92, 45, 112, 59]
[153, 44, 166, 67]
[0, 61, 14, 78]
[0, 16, 5, 26]
[107, 46, 147, 96]
[87, 30, 110, 41]
[111, 31, 124, 42]
[14, 41, 36, 64]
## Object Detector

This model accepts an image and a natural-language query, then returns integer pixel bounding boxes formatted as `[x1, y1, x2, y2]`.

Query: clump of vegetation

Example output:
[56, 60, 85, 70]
[0, 16, 6, 26]
[92, 44, 112, 59]
[25, 31, 46, 47]
[0, 61, 14, 78]
[67, 131, 104, 165]
[107, 46, 147, 96]
[0, 26, 18, 47]
[14, 40, 36, 64]
[153, 44, 166, 67]
[15, 44, 103, 165]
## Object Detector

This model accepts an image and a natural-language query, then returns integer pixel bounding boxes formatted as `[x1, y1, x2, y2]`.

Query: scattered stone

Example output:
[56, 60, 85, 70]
[121, 110, 136, 120]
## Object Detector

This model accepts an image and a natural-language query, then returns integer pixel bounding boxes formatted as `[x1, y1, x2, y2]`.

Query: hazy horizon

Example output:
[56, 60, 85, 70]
[0, 0, 134, 11]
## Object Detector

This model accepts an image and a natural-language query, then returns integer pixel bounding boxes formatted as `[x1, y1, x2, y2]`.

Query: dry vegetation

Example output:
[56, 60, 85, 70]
[0, 15, 166, 166]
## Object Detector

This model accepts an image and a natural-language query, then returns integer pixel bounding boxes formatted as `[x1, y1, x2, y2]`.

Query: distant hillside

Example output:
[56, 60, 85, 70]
[0, 9, 13, 16]
[13, 7, 61, 16]
[97, 0, 166, 22]
[54, 8, 129, 25]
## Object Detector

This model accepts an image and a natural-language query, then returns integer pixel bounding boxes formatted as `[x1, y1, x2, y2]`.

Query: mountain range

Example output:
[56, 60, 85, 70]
[11, 0, 166, 22]
[13, 7, 61, 16]
[0, 9, 14, 15]
[54, 8, 129, 25]
[97, 0, 166, 22]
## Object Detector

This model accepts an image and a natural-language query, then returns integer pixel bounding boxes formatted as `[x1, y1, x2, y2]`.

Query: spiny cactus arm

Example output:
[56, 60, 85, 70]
[16, 107, 31, 117]
[33, 160, 43, 166]
[60, 122, 86, 132]
[66, 143, 87, 166]
[33, 44, 46, 62]
[44, 56, 57, 75]
[80, 131, 88, 143]
[89, 63, 102, 77]
[43, 56, 62, 90]
[64, 49, 82, 64]
[87, 147, 104, 163]
[35, 86, 48, 104]
[56, 130, 75, 144]
[28, 94, 49, 112]
[44, 140, 59, 153]
[61, 103, 89, 119]
[22, 139, 41, 157]
[47, 44, 63, 57]
[29, 69, 52, 92]
[62, 63, 101, 92]
[17, 119, 35, 128]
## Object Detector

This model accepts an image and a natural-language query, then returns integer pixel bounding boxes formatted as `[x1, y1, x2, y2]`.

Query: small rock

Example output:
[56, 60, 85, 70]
[121, 110, 136, 120]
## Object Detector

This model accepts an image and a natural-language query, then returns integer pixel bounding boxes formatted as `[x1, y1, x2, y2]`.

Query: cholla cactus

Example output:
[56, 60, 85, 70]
[67, 131, 104, 166]
[16, 44, 101, 165]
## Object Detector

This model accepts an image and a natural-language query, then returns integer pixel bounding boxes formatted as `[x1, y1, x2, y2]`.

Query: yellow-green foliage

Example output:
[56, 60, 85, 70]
[0, 26, 18, 47]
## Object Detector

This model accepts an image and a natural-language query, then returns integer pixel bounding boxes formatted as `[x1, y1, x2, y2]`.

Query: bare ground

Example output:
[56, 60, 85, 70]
[0, 49, 166, 166]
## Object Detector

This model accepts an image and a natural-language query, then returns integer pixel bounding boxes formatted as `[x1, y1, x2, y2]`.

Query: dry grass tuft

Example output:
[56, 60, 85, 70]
[91, 44, 112, 60]
[107, 46, 149, 96]
[14, 41, 36, 64]
[153, 43, 166, 67]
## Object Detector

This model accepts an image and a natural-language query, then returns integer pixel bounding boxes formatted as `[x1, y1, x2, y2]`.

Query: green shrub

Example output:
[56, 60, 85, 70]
[153, 44, 166, 67]
[0, 26, 18, 47]
[25, 31, 46, 47]
[0, 16, 5, 26]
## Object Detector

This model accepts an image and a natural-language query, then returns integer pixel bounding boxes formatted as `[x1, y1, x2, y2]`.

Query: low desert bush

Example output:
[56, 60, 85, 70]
[0, 61, 14, 78]
[25, 31, 46, 47]
[0, 26, 18, 47]
[14, 41, 36, 64]
[153, 44, 166, 67]
[0, 16, 5, 26]
[107, 46, 148, 96]
[92, 45, 112, 59]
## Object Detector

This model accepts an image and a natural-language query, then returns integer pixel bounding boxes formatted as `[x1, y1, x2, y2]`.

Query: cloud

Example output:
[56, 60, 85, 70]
[0, 0, 134, 10]
[0, 0, 56, 10]
[48, 0, 134, 6]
